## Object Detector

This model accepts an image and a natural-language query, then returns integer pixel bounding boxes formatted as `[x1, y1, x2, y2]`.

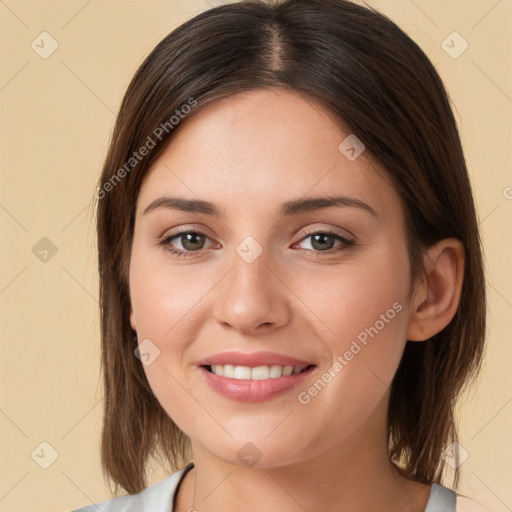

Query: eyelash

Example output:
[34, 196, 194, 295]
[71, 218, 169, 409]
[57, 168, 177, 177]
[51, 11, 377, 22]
[156, 228, 355, 259]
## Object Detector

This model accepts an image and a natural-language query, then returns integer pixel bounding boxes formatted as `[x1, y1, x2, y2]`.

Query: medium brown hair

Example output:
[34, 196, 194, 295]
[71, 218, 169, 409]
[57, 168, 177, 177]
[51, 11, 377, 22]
[95, 0, 486, 495]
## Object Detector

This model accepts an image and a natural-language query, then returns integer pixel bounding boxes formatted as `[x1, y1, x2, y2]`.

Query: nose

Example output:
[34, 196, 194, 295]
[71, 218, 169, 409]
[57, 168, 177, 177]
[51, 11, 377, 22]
[212, 244, 292, 336]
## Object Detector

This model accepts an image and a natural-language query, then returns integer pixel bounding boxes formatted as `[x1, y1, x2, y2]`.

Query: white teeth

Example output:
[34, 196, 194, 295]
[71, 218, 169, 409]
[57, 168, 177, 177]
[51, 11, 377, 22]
[282, 365, 293, 376]
[234, 366, 251, 379]
[251, 366, 270, 380]
[210, 364, 307, 379]
[269, 365, 283, 378]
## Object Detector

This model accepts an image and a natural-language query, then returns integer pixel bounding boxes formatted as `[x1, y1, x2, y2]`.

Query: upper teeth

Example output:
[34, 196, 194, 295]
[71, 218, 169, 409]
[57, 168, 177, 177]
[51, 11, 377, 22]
[210, 364, 307, 380]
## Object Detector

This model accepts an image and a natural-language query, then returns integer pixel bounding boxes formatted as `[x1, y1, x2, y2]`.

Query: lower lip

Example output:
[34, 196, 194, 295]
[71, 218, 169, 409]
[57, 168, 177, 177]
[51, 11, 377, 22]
[198, 365, 316, 402]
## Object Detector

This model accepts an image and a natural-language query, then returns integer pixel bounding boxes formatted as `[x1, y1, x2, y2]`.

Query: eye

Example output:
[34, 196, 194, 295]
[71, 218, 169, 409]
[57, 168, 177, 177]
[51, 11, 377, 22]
[294, 230, 355, 256]
[157, 230, 217, 258]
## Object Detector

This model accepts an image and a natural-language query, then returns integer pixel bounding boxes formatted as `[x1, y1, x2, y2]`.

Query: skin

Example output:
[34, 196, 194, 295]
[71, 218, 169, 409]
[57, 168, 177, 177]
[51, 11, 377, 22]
[129, 88, 464, 511]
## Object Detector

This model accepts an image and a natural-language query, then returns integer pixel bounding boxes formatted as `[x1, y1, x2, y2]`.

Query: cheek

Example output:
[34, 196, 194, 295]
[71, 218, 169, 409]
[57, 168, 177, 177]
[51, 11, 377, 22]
[129, 245, 219, 431]
[293, 243, 410, 348]
[290, 245, 411, 431]
[129, 243, 209, 340]
[325, 267, 409, 368]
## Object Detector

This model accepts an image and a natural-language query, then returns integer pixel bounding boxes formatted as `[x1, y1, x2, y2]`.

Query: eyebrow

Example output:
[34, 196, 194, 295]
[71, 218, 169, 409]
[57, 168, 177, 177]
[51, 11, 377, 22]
[142, 194, 378, 218]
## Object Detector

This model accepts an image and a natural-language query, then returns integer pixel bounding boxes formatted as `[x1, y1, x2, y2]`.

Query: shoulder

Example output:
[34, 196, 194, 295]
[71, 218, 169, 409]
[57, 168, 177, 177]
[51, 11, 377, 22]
[69, 463, 194, 512]
[426, 483, 491, 512]
[425, 483, 457, 511]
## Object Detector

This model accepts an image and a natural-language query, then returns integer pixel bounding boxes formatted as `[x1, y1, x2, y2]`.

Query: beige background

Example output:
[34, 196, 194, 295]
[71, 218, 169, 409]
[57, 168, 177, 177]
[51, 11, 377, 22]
[0, 0, 511, 511]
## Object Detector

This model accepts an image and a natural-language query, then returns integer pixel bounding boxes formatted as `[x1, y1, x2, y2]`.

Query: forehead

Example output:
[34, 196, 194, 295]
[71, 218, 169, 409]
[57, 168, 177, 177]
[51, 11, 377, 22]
[137, 88, 403, 223]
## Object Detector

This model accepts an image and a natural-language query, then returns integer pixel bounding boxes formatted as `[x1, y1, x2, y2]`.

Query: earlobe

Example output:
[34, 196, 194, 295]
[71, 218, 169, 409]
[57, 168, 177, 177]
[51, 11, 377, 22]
[130, 306, 137, 331]
[407, 238, 465, 342]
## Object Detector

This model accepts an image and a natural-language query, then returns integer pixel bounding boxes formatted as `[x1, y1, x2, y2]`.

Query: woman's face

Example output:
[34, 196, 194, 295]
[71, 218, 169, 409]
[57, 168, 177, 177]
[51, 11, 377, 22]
[129, 88, 416, 467]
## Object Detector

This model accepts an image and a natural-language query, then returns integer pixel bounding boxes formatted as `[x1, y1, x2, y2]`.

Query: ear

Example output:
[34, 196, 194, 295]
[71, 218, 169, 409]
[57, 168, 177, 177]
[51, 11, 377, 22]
[130, 305, 137, 332]
[407, 238, 465, 341]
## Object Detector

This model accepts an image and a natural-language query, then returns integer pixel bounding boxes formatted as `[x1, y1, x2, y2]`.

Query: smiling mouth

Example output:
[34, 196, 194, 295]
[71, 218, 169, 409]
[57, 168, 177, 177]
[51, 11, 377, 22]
[202, 364, 315, 380]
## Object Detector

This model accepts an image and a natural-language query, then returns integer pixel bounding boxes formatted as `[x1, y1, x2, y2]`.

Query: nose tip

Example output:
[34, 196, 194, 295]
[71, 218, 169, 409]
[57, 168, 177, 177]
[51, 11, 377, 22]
[213, 256, 291, 334]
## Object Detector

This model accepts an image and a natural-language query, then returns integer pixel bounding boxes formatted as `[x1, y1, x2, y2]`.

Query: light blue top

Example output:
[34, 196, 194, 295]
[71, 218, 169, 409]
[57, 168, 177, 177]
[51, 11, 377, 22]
[71, 462, 457, 511]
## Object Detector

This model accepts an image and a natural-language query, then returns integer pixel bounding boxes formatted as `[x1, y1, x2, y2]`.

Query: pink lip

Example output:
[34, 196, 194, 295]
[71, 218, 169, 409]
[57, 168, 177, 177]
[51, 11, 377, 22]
[198, 365, 316, 402]
[197, 351, 314, 368]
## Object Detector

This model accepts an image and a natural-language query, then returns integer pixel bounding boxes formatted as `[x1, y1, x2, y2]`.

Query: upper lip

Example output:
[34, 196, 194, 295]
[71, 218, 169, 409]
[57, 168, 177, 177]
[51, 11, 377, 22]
[197, 351, 315, 368]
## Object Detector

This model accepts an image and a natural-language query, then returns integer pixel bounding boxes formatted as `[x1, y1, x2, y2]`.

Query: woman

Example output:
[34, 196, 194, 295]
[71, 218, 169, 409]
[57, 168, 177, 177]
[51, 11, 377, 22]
[73, 0, 486, 510]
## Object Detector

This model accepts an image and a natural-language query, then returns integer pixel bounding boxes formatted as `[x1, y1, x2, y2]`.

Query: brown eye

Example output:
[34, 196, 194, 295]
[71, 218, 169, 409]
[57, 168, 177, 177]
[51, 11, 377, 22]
[158, 230, 215, 258]
[296, 231, 354, 254]
[306, 233, 337, 251]
[177, 232, 206, 251]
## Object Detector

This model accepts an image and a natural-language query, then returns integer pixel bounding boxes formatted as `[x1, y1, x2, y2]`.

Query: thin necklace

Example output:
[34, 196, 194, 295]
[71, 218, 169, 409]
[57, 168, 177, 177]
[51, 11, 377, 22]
[191, 466, 197, 509]
[173, 464, 197, 512]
